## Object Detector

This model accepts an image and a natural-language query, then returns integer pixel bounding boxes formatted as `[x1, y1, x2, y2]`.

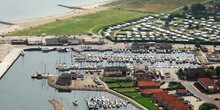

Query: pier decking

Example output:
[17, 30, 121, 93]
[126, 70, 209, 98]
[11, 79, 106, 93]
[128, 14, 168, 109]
[0, 48, 22, 79]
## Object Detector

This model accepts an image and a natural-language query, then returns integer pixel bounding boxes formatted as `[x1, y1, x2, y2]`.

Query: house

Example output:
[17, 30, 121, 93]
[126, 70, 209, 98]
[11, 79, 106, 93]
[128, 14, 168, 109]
[197, 78, 220, 93]
[27, 37, 42, 45]
[56, 73, 77, 86]
[168, 101, 190, 110]
[206, 54, 220, 62]
[103, 66, 129, 77]
[152, 91, 168, 103]
[11, 39, 28, 45]
[140, 89, 163, 96]
[176, 89, 190, 96]
[186, 67, 207, 79]
[201, 46, 208, 52]
[138, 81, 161, 89]
[155, 43, 172, 50]
[134, 64, 155, 77]
[58, 36, 69, 43]
[131, 42, 150, 50]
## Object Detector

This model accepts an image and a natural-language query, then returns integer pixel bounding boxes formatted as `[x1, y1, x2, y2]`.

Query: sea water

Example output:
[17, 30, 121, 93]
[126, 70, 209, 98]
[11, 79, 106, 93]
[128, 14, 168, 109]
[0, 0, 111, 21]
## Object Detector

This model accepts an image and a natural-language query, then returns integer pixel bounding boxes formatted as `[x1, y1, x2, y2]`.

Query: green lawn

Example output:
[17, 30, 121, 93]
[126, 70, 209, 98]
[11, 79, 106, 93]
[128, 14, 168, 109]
[124, 93, 159, 110]
[114, 88, 136, 92]
[107, 83, 121, 88]
[8, 9, 150, 36]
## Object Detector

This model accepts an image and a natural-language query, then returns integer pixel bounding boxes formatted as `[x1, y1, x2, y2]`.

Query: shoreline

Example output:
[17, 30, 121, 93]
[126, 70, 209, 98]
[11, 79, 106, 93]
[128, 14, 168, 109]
[0, 0, 114, 35]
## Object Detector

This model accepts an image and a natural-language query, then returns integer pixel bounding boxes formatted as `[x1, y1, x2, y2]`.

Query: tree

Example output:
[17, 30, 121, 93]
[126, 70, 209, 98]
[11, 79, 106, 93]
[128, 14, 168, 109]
[199, 103, 218, 110]
[208, 66, 215, 70]
[165, 20, 169, 28]
[168, 14, 174, 22]
[191, 4, 206, 14]
[196, 24, 200, 29]
[195, 41, 201, 49]
[215, 66, 220, 75]
[183, 5, 188, 11]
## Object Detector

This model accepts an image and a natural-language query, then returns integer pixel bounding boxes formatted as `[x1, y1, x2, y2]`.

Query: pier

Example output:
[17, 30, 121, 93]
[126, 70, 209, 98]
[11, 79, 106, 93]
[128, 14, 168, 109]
[0, 20, 14, 25]
[58, 4, 85, 10]
[0, 48, 22, 79]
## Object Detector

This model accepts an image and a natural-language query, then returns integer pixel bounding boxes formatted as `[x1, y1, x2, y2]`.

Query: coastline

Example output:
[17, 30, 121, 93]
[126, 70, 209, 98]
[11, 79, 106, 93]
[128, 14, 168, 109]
[0, 0, 113, 35]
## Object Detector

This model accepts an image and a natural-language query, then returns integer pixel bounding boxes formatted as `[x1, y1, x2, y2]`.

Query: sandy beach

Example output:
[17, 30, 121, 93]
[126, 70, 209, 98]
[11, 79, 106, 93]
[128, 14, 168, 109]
[0, 1, 113, 35]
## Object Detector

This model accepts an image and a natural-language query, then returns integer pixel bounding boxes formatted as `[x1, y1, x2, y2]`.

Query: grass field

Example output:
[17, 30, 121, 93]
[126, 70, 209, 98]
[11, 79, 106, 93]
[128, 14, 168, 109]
[8, 9, 150, 36]
[107, 0, 207, 13]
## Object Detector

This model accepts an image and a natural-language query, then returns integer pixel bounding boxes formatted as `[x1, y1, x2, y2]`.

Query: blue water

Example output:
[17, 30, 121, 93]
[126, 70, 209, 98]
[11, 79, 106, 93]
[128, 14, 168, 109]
[0, 51, 138, 110]
[0, 0, 111, 21]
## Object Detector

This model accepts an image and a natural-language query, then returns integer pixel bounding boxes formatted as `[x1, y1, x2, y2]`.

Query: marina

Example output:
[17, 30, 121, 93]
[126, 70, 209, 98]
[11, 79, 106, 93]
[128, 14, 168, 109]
[0, 50, 138, 110]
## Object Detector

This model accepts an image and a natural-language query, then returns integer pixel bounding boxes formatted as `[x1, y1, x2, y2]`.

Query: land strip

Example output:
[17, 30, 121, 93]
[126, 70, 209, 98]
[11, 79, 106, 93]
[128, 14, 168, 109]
[48, 99, 65, 110]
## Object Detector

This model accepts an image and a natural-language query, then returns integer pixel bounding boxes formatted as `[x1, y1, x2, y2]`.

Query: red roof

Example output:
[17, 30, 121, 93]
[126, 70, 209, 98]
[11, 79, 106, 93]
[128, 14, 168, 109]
[137, 75, 152, 81]
[198, 78, 219, 89]
[160, 94, 174, 100]
[164, 96, 179, 104]
[206, 4, 216, 8]
[177, 89, 188, 94]
[140, 89, 163, 95]
[174, 104, 190, 110]
[138, 81, 161, 87]
[155, 91, 168, 98]
[217, 78, 220, 86]
[169, 101, 184, 108]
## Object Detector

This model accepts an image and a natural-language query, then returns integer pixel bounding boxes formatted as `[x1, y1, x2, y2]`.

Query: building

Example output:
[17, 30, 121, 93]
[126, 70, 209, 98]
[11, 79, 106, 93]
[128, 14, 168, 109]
[68, 38, 82, 45]
[134, 64, 155, 77]
[140, 89, 163, 96]
[56, 73, 78, 86]
[207, 54, 220, 62]
[131, 42, 150, 50]
[11, 38, 28, 45]
[197, 78, 220, 93]
[45, 38, 63, 46]
[152, 91, 192, 110]
[27, 37, 42, 45]
[176, 89, 190, 96]
[103, 66, 129, 77]
[186, 67, 207, 79]
[138, 81, 161, 89]
[155, 43, 172, 50]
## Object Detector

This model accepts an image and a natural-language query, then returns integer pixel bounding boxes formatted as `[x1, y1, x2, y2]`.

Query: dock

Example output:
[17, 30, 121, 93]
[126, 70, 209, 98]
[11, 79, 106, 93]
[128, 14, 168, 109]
[0, 48, 22, 79]
[58, 4, 85, 10]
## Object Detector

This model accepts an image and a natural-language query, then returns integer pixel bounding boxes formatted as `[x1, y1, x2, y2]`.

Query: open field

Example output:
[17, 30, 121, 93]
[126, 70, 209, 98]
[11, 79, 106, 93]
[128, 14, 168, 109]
[106, 0, 207, 13]
[8, 9, 150, 36]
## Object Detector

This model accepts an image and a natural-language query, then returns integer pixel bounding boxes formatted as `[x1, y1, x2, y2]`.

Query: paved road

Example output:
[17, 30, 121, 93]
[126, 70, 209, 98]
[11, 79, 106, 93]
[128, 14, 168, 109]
[180, 80, 220, 109]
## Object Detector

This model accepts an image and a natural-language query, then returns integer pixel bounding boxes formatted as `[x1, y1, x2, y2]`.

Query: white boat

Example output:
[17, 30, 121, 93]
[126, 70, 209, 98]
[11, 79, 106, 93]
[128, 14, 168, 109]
[41, 47, 54, 52]
[73, 99, 78, 106]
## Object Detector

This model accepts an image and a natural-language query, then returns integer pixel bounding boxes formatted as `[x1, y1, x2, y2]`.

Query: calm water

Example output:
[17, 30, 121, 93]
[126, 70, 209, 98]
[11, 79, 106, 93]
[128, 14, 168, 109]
[0, 0, 110, 21]
[0, 23, 8, 30]
[0, 51, 138, 110]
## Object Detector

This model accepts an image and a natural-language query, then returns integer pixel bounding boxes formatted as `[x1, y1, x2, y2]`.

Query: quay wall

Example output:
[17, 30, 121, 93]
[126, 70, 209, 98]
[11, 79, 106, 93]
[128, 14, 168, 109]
[0, 48, 22, 79]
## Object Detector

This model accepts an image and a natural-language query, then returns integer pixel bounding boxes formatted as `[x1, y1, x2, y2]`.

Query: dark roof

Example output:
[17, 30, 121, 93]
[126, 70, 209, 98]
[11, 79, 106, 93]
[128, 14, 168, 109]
[187, 67, 206, 74]
[59, 36, 68, 41]
[59, 74, 72, 79]
[45, 38, 62, 45]
[104, 66, 128, 71]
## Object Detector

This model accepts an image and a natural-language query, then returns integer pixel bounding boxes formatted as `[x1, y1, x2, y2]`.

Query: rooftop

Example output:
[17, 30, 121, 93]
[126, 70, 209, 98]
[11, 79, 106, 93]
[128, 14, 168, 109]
[198, 78, 219, 89]
[138, 81, 161, 87]
[140, 89, 163, 95]
[177, 89, 188, 94]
